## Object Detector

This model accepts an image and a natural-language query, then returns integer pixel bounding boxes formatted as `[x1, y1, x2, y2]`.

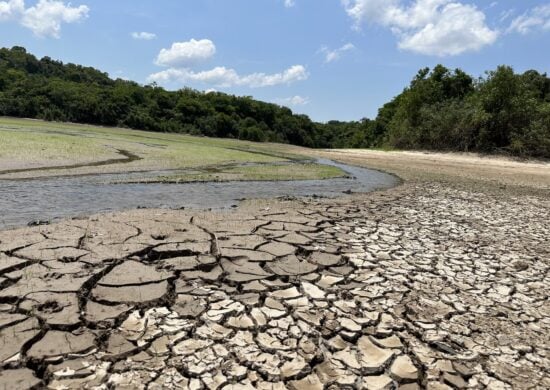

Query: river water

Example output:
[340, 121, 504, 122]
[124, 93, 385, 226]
[0, 159, 399, 230]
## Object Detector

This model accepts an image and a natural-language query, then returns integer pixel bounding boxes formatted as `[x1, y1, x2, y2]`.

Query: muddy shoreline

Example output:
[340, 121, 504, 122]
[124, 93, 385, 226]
[0, 151, 548, 389]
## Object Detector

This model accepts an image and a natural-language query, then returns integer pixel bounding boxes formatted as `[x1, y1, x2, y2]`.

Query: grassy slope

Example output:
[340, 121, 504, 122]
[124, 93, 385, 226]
[0, 117, 344, 181]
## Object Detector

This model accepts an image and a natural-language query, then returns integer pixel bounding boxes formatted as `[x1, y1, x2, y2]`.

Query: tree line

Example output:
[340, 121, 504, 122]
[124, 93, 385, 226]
[324, 64, 550, 158]
[0, 47, 318, 147]
[1, 47, 548, 158]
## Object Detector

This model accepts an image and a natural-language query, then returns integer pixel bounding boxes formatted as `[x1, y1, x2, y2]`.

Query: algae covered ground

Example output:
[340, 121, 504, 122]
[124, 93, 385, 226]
[0, 117, 344, 181]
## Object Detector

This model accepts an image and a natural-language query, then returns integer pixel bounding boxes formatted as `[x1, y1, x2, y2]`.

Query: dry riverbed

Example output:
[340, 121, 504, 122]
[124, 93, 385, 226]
[0, 150, 549, 389]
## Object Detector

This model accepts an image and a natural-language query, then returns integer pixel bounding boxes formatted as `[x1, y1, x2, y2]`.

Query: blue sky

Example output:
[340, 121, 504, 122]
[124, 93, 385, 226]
[1, 0, 549, 122]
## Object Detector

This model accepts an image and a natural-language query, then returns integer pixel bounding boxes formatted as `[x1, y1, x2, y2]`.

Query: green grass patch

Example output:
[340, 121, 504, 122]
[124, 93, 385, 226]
[123, 163, 347, 184]
[0, 117, 313, 175]
[0, 117, 356, 185]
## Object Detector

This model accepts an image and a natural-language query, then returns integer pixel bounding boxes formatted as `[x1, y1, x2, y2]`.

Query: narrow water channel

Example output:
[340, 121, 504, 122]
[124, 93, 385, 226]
[0, 159, 399, 230]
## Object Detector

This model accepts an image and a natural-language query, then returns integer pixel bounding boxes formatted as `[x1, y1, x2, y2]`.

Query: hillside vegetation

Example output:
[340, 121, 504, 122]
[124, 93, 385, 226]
[1, 47, 549, 158]
[0, 47, 319, 147]
[329, 65, 550, 158]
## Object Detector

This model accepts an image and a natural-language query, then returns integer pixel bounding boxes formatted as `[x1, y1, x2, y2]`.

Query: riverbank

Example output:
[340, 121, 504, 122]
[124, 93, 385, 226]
[320, 149, 550, 193]
[0, 150, 548, 389]
[0, 117, 323, 180]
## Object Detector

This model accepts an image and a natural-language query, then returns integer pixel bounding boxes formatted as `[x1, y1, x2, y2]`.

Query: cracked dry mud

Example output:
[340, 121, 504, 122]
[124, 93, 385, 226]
[0, 182, 548, 389]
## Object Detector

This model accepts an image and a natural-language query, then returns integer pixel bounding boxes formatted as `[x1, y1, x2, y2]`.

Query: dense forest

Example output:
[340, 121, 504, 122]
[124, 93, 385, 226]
[328, 64, 550, 158]
[0, 47, 320, 147]
[1, 47, 549, 158]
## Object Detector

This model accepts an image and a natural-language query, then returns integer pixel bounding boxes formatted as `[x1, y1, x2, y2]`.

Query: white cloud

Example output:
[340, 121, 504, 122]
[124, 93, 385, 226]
[274, 95, 310, 106]
[148, 65, 309, 89]
[508, 5, 550, 35]
[150, 38, 307, 90]
[22, 0, 89, 38]
[320, 43, 355, 63]
[0, 0, 88, 38]
[155, 39, 216, 67]
[0, 0, 24, 21]
[284, 0, 295, 8]
[131, 31, 156, 40]
[499, 9, 515, 23]
[342, 0, 498, 56]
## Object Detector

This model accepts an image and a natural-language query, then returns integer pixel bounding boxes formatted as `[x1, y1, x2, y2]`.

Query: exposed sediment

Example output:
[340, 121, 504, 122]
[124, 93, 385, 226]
[0, 182, 548, 389]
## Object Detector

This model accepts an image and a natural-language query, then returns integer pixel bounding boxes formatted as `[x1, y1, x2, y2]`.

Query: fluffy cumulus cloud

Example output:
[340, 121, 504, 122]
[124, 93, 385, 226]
[274, 95, 310, 106]
[131, 31, 156, 40]
[342, 0, 498, 56]
[0, 0, 24, 20]
[320, 43, 355, 63]
[0, 0, 88, 38]
[155, 39, 216, 67]
[508, 5, 550, 35]
[150, 38, 308, 89]
[148, 65, 309, 88]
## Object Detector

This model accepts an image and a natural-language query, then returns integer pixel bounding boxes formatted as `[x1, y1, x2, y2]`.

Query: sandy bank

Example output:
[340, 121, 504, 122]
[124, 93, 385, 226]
[319, 149, 550, 191]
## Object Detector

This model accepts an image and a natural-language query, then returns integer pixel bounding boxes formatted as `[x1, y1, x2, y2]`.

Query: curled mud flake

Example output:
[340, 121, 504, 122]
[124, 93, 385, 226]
[149, 367, 189, 389]
[173, 338, 213, 356]
[92, 281, 169, 304]
[114, 351, 167, 372]
[218, 234, 267, 250]
[372, 335, 404, 349]
[301, 281, 326, 300]
[226, 313, 255, 330]
[315, 359, 357, 386]
[98, 260, 173, 286]
[390, 355, 419, 382]
[361, 374, 395, 390]
[258, 241, 297, 257]
[267, 255, 318, 276]
[180, 265, 223, 282]
[171, 294, 207, 318]
[288, 373, 324, 389]
[102, 332, 140, 360]
[221, 258, 273, 283]
[196, 322, 232, 340]
[160, 256, 202, 271]
[84, 301, 131, 324]
[442, 372, 468, 389]
[46, 358, 110, 389]
[269, 286, 301, 300]
[107, 370, 156, 389]
[308, 251, 342, 267]
[277, 232, 312, 246]
[356, 336, 395, 374]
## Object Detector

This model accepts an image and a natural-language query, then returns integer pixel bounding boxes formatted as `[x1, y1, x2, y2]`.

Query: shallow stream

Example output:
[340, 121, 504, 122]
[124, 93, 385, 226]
[0, 159, 399, 229]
